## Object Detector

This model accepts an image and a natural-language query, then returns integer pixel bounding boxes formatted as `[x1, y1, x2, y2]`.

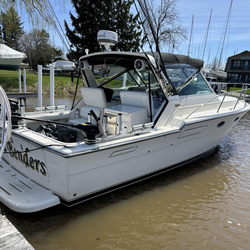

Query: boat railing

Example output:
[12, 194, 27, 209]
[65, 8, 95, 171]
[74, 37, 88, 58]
[185, 83, 250, 120]
[227, 83, 250, 108]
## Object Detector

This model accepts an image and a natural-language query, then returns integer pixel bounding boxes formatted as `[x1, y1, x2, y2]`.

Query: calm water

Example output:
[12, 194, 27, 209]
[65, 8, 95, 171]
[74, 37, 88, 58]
[25, 95, 80, 111]
[1, 102, 250, 250]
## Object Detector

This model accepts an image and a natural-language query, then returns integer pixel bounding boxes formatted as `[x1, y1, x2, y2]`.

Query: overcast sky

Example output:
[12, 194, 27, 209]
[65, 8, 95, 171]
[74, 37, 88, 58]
[23, 0, 249, 68]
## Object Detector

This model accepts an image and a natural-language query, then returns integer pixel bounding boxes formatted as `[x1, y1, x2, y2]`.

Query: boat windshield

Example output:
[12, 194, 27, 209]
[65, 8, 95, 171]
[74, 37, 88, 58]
[165, 63, 213, 95]
[165, 63, 198, 89]
[178, 72, 213, 95]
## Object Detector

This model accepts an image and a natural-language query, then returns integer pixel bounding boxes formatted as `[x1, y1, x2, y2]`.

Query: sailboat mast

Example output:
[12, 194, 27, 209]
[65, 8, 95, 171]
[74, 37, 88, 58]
[218, 0, 233, 69]
[188, 15, 194, 57]
[202, 9, 213, 61]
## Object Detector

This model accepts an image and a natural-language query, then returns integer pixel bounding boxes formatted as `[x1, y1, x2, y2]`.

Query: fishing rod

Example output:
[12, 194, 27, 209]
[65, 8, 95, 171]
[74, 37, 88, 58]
[133, 1, 156, 59]
[135, 0, 177, 95]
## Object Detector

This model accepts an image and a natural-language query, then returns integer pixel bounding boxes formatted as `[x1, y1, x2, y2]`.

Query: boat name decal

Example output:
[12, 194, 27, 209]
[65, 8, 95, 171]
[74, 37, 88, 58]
[6, 142, 47, 176]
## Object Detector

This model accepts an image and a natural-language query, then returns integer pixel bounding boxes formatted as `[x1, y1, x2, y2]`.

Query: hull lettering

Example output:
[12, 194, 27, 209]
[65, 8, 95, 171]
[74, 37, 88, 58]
[6, 141, 47, 176]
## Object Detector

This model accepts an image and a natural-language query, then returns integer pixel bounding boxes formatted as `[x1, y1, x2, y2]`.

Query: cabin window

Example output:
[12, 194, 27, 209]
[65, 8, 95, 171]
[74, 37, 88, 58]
[90, 63, 165, 105]
[93, 64, 144, 88]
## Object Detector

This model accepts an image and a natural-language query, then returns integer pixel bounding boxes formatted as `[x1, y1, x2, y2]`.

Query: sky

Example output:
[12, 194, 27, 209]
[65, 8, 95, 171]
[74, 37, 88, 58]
[176, 0, 250, 68]
[21, 0, 250, 69]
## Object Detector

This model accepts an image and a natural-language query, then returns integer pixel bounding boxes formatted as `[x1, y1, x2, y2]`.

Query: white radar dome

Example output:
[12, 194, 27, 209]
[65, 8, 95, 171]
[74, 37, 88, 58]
[97, 30, 118, 51]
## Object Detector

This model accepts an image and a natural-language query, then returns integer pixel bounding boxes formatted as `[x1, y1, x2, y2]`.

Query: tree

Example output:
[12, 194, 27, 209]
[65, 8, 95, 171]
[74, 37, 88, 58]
[19, 29, 63, 70]
[0, 25, 3, 43]
[51, 47, 64, 62]
[65, 0, 143, 58]
[209, 57, 219, 71]
[0, 6, 24, 50]
[0, 0, 68, 27]
[137, 0, 186, 51]
[115, 0, 144, 52]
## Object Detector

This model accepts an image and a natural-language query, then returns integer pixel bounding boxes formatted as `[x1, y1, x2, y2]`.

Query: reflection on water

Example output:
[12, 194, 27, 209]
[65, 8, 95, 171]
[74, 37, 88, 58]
[1, 108, 250, 249]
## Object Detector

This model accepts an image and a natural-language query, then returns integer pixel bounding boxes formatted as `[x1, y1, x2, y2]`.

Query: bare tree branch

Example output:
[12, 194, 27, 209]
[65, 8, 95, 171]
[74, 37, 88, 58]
[0, 0, 68, 27]
[138, 0, 187, 51]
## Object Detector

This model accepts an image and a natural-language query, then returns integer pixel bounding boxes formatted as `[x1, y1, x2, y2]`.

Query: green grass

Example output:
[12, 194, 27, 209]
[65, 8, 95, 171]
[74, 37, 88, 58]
[2, 70, 249, 96]
[0, 70, 78, 95]
[229, 87, 250, 93]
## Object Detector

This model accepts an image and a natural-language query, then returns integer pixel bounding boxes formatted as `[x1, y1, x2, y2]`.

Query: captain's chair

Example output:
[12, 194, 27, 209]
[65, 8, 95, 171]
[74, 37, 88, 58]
[69, 87, 114, 124]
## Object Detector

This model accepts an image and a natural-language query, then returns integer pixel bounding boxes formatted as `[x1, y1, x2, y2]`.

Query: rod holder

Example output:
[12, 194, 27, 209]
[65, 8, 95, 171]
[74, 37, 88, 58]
[88, 113, 93, 123]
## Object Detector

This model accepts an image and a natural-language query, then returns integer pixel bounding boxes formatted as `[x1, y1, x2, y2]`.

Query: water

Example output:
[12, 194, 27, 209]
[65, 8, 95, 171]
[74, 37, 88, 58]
[1, 104, 250, 250]
[25, 95, 80, 111]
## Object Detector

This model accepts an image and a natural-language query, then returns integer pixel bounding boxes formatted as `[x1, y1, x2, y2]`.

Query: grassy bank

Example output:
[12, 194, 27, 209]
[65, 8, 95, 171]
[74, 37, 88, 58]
[2, 70, 250, 96]
[0, 70, 77, 96]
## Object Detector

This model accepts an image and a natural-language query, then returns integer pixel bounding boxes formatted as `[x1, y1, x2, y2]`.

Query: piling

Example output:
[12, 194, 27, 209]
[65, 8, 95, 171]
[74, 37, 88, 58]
[18, 69, 22, 92]
[50, 64, 55, 106]
[37, 65, 43, 107]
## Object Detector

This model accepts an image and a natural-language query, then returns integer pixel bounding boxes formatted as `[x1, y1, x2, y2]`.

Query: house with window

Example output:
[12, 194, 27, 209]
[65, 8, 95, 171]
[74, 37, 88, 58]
[225, 50, 250, 83]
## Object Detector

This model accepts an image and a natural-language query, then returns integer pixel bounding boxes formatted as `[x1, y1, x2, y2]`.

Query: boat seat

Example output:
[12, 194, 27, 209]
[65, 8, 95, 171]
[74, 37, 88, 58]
[69, 106, 102, 125]
[120, 91, 154, 117]
[81, 87, 114, 108]
[69, 87, 113, 125]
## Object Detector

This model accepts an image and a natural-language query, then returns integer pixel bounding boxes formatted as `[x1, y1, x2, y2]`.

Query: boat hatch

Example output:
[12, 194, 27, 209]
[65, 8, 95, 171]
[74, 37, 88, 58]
[0, 159, 60, 213]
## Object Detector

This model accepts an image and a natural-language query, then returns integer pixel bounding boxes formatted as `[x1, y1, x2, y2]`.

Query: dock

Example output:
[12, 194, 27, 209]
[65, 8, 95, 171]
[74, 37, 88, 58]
[0, 213, 35, 250]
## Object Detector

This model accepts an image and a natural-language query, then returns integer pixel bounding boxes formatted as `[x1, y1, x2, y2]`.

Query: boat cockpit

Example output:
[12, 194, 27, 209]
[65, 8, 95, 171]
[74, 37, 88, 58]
[17, 52, 214, 145]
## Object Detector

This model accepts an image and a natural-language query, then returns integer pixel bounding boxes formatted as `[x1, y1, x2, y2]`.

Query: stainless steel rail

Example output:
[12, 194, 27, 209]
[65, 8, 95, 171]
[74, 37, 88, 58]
[185, 83, 250, 119]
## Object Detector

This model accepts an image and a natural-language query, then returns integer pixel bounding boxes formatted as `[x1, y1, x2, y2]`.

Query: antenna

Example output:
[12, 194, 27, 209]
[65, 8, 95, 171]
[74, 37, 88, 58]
[97, 30, 118, 51]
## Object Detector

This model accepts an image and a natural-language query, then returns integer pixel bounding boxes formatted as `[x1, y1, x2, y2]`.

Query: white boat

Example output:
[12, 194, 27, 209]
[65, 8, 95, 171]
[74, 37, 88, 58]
[202, 68, 227, 82]
[54, 60, 75, 71]
[0, 44, 27, 70]
[0, 49, 250, 213]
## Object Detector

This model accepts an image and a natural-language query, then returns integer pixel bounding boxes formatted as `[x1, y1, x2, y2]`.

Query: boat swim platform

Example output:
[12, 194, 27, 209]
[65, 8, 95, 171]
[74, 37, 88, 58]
[0, 214, 35, 250]
[0, 159, 60, 213]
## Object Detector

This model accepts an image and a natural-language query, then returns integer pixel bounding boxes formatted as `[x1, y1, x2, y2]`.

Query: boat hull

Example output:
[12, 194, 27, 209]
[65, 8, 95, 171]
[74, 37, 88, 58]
[2, 110, 245, 212]
[0, 58, 25, 70]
